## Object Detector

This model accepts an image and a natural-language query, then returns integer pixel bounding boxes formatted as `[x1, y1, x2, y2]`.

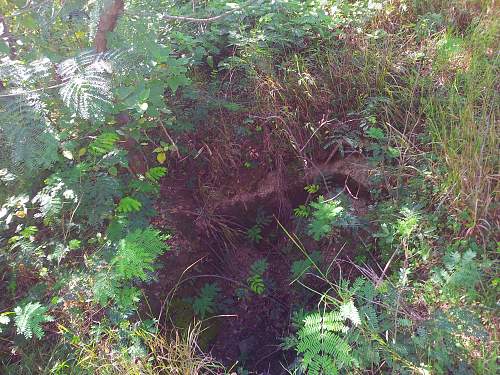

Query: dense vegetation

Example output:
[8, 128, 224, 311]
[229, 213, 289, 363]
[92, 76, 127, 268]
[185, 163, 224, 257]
[0, 0, 498, 374]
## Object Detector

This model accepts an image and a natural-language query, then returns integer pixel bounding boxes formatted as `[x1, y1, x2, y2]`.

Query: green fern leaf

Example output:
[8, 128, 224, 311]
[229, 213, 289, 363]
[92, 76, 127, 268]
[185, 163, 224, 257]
[93, 272, 120, 306]
[308, 196, 345, 240]
[0, 92, 59, 173]
[14, 302, 54, 339]
[250, 258, 269, 275]
[247, 274, 265, 295]
[117, 196, 143, 213]
[89, 132, 120, 155]
[340, 300, 361, 327]
[111, 228, 168, 281]
[116, 286, 141, 309]
[192, 283, 220, 319]
[58, 51, 115, 121]
[78, 174, 121, 226]
[145, 166, 168, 182]
[296, 310, 354, 374]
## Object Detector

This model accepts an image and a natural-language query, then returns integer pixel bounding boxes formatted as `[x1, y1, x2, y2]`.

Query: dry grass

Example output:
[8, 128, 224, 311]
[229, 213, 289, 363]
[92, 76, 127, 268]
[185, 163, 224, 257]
[74, 323, 223, 375]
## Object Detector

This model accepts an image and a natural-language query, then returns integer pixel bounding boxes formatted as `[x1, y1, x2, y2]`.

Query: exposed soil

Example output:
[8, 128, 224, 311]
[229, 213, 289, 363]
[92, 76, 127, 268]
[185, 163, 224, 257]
[147, 153, 372, 373]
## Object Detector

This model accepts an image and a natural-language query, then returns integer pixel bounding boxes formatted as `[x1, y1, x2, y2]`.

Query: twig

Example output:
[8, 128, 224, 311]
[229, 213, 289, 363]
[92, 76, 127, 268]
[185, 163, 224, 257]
[159, 119, 181, 158]
[376, 248, 398, 288]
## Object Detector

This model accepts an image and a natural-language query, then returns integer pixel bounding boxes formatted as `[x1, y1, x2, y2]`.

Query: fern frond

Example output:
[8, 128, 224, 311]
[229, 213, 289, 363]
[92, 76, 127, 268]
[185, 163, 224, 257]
[296, 310, 354, 374]
[78, 174, 121, 226]
[111, 228, 168, 281]
[14, 302, 53, 339]
[145, 166, 167, 182]
[192, 283, 220, 318]
[58, 50, 117, 121]
[0, 91, 59, 173]
[0, 57, 52, 87]
[89, 131, 120, 155]
[340, 300, 361, 327]
[117, 196, 143, 213]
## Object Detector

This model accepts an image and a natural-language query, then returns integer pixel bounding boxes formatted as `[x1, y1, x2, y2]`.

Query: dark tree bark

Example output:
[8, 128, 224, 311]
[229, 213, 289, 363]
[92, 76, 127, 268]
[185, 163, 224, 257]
[94, 0, 124, 53]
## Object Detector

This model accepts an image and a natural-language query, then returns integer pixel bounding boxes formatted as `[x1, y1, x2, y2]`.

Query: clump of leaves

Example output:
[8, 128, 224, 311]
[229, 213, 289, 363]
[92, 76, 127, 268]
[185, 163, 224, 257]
[290, 251, 322, 281]
[293, 204, 310, 218]
[430, 249, 481, 301]
[247, 208, 272, 244]
[112, 227, 169, 281]
[117, 196, 143, 213]
[308, 196, 345, 240]
[192, 283, 220, 319]
[305, 184, 320, 194]
[294, 309, 355, 374]
[246, 224, 263, 244]
[247, 258, 268, 295]
[14, 302, 54, 339]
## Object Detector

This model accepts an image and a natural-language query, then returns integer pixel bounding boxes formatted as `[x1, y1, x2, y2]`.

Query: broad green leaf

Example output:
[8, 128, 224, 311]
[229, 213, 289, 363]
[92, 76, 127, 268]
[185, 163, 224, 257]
[366, 127, 385, 140]
[166, 75, 190, 93]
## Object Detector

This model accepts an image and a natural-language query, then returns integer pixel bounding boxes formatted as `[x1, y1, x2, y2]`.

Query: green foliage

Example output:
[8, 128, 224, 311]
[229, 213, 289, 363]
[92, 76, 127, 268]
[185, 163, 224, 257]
[145, 166, 168, 182]
[117, 196, 143, 213]
[14, 302, 54, 339]
[430, 248, 481, 301]
[58, 50, 117, 121]
[290, 251, 322, 281]
[293, 204, 310, 218]
[247, 274, 265, 295]
[247, 258, 268, 295]
[246, 224, 262, 244]
[89, 132, 120, 155]
[0, 0, 497, 373]
[304, 184, 319, 194]
[339, 300, 360, 327]
[249, 258, 268, 276]
[0, 92, 59, 173]
[112, 228, 169, 281]
[192, 283, 220, 319]
[295, 310, 354, 375]
[246, 209, 271, 244]
[307, 196, 345, 240]
[79, 174, 122, 226]
[93, 272, 121, 307]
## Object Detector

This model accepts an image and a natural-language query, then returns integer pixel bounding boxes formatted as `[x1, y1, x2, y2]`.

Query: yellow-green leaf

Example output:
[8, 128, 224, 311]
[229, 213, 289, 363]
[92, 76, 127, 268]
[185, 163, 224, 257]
[157, 152, 167, 164]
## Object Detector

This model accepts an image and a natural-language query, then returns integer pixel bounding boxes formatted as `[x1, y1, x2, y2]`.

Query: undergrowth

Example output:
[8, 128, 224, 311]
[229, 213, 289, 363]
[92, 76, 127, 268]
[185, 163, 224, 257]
[0, 0, 498, 374]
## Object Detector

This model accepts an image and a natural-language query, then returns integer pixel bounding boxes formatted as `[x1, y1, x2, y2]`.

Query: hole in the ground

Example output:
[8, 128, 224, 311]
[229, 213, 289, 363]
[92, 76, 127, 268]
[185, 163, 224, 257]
[148, 166, 371, 372]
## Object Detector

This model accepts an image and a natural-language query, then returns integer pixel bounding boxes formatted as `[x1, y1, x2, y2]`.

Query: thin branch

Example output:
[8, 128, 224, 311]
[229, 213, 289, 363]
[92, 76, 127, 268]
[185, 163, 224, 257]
[162, 0, 256, 23]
